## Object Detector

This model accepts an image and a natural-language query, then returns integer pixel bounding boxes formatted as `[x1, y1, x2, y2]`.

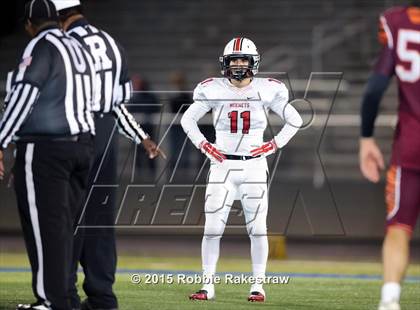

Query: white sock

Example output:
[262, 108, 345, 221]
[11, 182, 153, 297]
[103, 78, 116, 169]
[381, 282, 401, 303]
[250, 235, 268, 289]
[202, 235, 220, 286]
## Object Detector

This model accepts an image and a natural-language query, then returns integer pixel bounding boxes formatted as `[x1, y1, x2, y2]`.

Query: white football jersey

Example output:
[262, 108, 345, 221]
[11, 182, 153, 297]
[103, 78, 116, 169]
[181, 77, 302, 156]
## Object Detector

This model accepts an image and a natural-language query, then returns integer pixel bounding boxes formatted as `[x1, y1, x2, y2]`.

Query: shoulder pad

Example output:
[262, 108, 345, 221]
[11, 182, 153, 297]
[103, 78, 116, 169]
[382, 6, 406, 19]
[267, 78, 283, 84]
[200, 78, 214, 85]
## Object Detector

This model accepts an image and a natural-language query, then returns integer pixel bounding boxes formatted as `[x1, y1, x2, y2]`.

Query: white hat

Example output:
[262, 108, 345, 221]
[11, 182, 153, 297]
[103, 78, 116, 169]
[51, 0, 81, 11]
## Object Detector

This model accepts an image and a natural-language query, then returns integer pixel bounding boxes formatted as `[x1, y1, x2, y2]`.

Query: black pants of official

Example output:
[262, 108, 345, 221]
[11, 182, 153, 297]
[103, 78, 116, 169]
[70, 114, 118, 309]
[14, 137, 93, 310]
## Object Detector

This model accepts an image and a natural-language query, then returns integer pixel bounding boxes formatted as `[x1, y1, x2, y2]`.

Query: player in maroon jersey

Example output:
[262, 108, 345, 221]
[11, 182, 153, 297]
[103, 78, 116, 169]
[359, 1, 420, 309]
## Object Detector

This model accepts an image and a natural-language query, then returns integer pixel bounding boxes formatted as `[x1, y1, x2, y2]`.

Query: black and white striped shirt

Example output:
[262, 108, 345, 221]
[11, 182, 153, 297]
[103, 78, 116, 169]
[0, 26, 96, 150]
[67, 18, 148, 143]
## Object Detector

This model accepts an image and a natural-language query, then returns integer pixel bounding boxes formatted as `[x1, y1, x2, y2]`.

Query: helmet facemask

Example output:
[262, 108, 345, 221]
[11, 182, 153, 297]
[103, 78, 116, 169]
[220, 54, 257, 81]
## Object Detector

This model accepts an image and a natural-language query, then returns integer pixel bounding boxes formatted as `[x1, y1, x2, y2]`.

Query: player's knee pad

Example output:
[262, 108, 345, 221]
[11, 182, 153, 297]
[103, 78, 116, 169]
[246, 222, 267, 237]
[203, 222, 225, 238]
[203, 225, 224, 240]
[204, 210, 228, 237]
[203, 233, 223, 241]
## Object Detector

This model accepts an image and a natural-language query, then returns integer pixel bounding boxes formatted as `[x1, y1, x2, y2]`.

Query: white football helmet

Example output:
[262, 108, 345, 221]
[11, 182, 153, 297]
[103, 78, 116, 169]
[51, 0, 81, 11]
[219, 37, 260, 80]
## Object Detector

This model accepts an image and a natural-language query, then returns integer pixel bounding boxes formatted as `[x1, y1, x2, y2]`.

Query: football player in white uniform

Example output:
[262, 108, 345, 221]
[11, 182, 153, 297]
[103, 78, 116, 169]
[181, 37, 303, 302]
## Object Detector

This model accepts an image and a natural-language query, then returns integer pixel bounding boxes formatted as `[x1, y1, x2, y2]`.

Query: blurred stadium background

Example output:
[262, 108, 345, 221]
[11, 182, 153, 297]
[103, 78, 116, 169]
[0, 1, 419, 308]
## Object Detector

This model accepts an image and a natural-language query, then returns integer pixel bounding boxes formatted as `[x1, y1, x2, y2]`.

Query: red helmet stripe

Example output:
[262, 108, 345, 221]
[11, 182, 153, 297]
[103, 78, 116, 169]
[233, 37, 242, 51]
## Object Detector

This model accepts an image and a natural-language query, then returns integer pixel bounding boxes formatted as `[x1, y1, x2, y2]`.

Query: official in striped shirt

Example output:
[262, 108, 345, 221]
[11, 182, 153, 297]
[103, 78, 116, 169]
[59, 0, 163, 150]
[52, 1, 165, 310]
[0, 1, 98, 310]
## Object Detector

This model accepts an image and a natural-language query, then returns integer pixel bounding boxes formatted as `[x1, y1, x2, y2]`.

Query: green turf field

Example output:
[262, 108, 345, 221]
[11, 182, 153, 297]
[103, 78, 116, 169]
[1, 253, 419, 310]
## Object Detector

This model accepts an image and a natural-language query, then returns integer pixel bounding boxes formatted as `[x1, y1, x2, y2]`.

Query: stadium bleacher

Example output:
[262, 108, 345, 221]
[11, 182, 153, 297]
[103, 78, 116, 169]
[0, 0, 410, 236]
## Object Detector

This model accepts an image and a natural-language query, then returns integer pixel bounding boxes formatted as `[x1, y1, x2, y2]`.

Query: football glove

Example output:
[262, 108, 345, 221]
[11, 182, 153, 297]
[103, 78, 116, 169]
[250, 139, 278, 157]
[199, 140, 226, 163]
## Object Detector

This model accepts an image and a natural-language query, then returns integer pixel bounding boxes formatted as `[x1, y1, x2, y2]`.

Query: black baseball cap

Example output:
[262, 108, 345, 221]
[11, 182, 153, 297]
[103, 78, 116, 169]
[23, 0, 59, 22]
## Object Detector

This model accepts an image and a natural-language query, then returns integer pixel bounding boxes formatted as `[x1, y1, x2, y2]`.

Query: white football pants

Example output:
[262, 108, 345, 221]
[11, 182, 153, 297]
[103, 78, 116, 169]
[202, 157, 269, 287]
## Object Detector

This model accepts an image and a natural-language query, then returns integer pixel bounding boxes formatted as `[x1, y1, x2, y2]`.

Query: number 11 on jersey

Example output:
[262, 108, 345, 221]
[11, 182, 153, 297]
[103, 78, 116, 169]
[228, 110, 250, 134]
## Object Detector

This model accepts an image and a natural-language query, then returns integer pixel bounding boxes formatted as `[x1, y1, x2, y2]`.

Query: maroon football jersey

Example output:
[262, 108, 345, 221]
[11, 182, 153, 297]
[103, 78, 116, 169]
[376, 6, 420, 170]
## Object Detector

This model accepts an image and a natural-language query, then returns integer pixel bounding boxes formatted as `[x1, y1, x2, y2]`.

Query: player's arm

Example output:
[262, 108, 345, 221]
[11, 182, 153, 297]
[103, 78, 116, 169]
[359, 15, 395, 183]
[359, 51, 393, 182]
[112, 42, 165, 159]
[251, 82, 303, 157]
[180, 84, 226, 162]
